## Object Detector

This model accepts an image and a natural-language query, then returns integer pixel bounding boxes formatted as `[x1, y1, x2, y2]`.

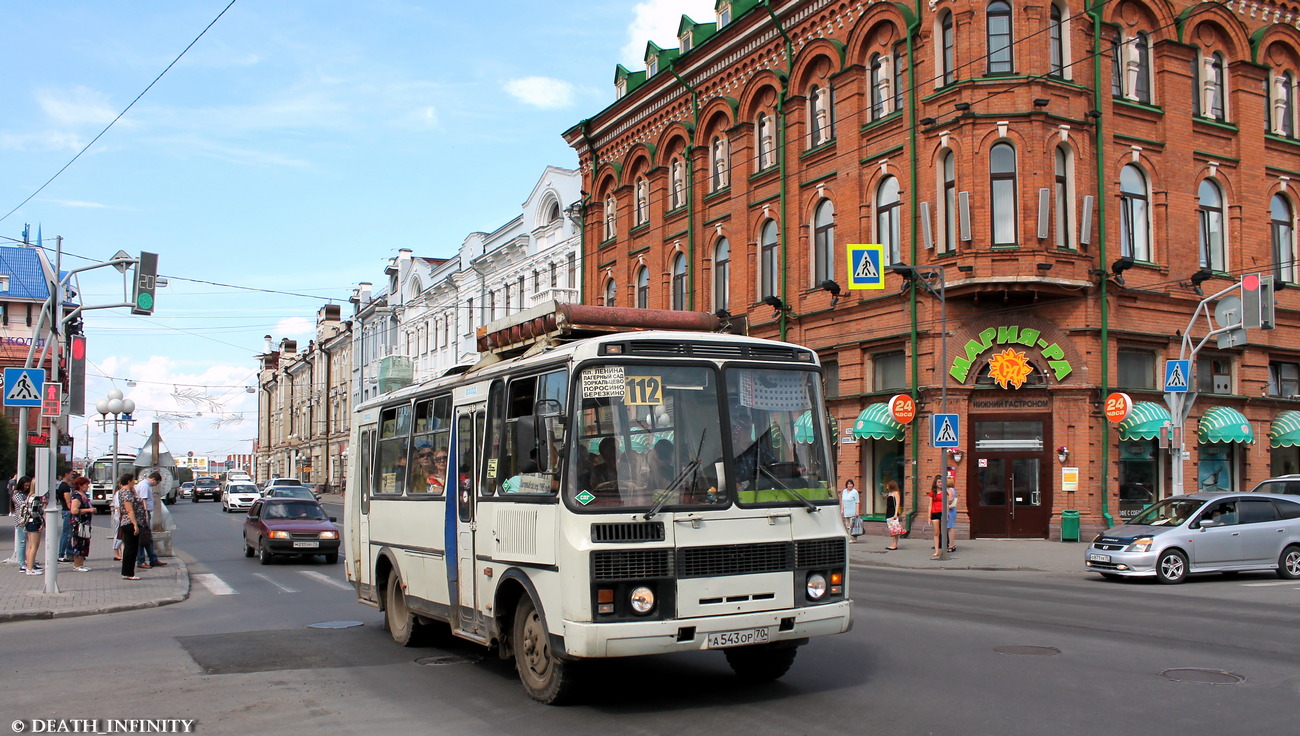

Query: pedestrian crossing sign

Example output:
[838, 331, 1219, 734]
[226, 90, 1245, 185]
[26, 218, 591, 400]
[932, 413, 960, 448]
[3, 368, 45, 407]
[1163, 360, 1190, 393]
[847, 244, 885, 290]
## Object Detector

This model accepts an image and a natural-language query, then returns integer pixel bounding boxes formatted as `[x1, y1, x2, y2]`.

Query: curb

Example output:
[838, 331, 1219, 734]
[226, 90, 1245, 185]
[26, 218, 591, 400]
[0, 557, 191, 623]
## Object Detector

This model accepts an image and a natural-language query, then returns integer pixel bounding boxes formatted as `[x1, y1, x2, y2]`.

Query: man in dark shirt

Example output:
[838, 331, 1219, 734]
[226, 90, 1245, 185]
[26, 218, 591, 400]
[56, 468, 75, 562]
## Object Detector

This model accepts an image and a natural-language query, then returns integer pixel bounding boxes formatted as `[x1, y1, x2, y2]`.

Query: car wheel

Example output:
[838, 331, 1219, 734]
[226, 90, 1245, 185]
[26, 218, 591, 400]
[385, 573, 428, 647]
[1155, 549, 1188, 584]
[513, 595, 579, 704]
[724, 644, 799, 683]
[1277, 545, 1300, 580]
[324, 552, 339, 564]
[258, 541, 273, 566]
[243, 538, 254, 558]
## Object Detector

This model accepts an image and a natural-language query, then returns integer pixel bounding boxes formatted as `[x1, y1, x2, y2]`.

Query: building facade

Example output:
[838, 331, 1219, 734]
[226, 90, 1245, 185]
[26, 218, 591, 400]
[564, 0, 1300, 540]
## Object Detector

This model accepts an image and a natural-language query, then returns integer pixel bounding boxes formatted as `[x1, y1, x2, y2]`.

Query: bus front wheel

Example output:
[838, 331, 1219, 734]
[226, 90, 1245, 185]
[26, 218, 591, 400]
[513, 596, 578, 704]
[385, 574, 426, 647]
[724, 643, 799, 683]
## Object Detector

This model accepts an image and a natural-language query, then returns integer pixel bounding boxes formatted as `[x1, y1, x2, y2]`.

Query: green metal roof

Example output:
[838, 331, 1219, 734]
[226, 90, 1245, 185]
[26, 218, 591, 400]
[1197, 406, 1255, 445]
[1116, 401, 1171, 441]
[1269, 410, 1300, 448]
[851, 403, 905, 441]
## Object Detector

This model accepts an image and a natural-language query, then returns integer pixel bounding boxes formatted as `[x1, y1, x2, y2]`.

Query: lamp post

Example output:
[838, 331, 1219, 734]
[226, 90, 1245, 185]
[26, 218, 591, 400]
[95, 390, 137, 497]
[892, 264, 950, 560]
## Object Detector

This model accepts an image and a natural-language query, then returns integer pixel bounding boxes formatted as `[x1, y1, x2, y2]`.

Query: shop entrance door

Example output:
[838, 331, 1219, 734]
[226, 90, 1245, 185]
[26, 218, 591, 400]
[968, 416, 1052, 538]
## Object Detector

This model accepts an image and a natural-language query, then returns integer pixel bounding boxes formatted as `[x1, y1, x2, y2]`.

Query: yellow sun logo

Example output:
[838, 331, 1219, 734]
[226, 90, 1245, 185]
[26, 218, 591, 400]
[987, 348, 1034, 389]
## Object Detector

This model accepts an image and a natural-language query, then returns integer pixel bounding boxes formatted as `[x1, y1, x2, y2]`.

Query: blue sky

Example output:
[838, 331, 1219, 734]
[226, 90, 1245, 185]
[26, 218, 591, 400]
[2, 0, 716, 463]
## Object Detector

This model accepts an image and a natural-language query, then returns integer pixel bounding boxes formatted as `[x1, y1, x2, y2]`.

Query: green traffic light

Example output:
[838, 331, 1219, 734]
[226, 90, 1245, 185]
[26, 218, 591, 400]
[137, 293, 153, 310]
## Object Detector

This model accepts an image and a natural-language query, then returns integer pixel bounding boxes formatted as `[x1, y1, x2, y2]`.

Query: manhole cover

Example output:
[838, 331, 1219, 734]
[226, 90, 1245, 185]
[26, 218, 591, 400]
[308, 620, 365, 629]
[416, 654, 483, 666]
[1160, 668, 1244, 685]
[994, 645, 1061, 656]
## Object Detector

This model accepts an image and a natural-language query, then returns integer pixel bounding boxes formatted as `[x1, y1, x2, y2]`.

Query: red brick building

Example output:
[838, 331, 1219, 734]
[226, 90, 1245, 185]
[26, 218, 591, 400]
[564, 0, 1300, 541]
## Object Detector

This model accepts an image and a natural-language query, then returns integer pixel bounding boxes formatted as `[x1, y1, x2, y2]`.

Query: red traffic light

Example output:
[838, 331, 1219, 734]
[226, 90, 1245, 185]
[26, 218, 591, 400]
[70, 335, 86, 360]
[1242, 273, 1260, 291]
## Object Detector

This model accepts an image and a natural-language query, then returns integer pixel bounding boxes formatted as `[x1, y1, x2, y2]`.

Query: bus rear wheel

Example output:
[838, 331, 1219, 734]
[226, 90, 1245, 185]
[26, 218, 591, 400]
[385, 574, 426, 647]
[724, 643, 799, 683]
[513, 596, 578, 704]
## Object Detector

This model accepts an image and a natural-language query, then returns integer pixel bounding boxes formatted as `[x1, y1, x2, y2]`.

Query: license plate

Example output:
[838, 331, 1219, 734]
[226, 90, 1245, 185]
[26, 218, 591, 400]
[706, 628, 770, 649]
[1088, 553, 1111, 563]
[293, 541, 319, 549]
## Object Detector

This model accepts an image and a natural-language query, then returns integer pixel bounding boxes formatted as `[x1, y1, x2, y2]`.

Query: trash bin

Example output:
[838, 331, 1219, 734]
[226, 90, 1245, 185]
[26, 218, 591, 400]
[1060, 509, 1080, 542]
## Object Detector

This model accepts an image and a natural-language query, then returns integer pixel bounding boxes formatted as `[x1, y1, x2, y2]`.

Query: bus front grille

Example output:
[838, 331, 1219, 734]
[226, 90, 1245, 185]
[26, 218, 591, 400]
[795, 538, 847, 568]
[592, 549, 672, 581]
[677, 542, 792, 578]
[591, 521, 666, 543]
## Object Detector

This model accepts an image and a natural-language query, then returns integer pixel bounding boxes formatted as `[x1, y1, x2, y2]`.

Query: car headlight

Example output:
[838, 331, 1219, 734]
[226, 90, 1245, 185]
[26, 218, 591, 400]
[806, 572, 828, 600]
[629, 586, 655, 615]
[269, 531, 291, 539]
[319, 531, 338, 540]
[1126, 536, 1154, 553]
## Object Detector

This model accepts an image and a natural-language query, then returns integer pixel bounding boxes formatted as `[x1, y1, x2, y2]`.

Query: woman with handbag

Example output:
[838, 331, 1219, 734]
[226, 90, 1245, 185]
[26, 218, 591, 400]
[68, 477, 94, 572]
[884, 480, 904, 550]
[21, 484, 45, 576]
[116, 474, 144, 580]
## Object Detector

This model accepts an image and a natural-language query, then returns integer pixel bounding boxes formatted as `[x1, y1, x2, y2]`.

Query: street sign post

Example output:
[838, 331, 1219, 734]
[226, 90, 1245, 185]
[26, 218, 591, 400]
[1163, 360, 1189, 393]
[4, 367, 45, 407]
[932, 413, 960, 448]
[846, 244, 885, 290]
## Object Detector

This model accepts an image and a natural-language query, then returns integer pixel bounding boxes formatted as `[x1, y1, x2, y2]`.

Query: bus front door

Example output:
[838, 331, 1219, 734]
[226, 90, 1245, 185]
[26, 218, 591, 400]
[452, 406, 487, 639]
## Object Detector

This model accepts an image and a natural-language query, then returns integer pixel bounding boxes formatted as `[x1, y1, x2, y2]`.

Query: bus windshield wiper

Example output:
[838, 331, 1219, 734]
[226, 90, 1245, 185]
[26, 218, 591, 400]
[645, 431, 707, 520]
[757, 465, 818, 513]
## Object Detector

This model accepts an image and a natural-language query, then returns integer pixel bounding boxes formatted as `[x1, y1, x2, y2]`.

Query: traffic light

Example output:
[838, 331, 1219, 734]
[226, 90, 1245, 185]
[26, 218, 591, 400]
[1260, 275, 1276, 330]
[68, 334, 86, 416]
[132, 251, 158, 316]
[1241, 273, 1277, 330]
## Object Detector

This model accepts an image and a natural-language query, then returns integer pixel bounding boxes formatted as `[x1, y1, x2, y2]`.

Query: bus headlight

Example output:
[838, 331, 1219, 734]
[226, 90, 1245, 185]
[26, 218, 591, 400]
[629, 586, 655, 615]
[806, 573, 828, 600]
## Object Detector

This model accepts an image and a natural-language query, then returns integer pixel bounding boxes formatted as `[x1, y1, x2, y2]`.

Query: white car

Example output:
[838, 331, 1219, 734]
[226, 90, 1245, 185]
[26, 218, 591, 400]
[222, 483, 262, 513]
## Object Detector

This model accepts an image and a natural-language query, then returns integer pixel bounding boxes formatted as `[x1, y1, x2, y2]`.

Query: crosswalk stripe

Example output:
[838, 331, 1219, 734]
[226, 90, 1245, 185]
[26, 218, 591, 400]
[194, 573, 237, 596]
[299, 570, 353, 591]
[253, 572, 298, 593]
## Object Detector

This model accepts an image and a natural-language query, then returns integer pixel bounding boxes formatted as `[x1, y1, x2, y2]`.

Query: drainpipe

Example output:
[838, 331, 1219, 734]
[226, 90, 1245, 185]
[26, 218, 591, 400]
[669, 68, 700, 310]
[764, 0, 793, 341]
[579, 121, 600, 305]
[1087, 1, 1116, 529]
[905, 8, 923, 530]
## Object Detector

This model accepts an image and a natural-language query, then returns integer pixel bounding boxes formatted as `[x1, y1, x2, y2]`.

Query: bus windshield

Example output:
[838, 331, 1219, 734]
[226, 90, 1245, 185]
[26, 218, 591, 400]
[724, 367, 834, 506]
[569, 364, 725, 510]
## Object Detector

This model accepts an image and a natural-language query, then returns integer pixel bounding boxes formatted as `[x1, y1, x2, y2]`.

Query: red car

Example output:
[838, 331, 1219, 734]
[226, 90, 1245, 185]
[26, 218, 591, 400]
[242, 497, 340, 565]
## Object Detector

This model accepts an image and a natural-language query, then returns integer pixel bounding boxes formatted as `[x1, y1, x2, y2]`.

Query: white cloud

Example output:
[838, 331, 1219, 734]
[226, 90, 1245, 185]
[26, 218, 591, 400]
[274, 316, 314, 336]
[620, 0, 718, 68]
[43, 198, 110, 209]
[504, 77, 577, 109]
[37, 86, 120, 127]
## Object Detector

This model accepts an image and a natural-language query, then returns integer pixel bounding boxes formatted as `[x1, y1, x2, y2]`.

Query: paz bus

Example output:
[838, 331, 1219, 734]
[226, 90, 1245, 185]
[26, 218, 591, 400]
[86, 453, 135, 513]
[343, 303, 851, 703]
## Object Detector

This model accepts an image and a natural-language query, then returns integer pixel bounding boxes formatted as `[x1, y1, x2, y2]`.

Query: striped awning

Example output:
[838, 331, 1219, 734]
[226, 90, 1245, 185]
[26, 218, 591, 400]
[850, 403, 906, 441]
[1197, 406, 1255, 445]
[1116, 401, 1171, 441]
[1270, 410, 1300, 448]
[794, 410, 815, 444]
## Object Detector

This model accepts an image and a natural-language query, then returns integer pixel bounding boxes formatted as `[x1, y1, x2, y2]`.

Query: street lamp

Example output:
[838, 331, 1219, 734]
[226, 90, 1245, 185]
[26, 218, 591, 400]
[891, 264, 951, 560]
[95, 389, 137, 494]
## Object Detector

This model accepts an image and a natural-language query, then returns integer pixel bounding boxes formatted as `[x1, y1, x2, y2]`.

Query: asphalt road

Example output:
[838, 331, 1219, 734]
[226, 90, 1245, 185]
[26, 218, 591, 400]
[3, 500, 1298, 735]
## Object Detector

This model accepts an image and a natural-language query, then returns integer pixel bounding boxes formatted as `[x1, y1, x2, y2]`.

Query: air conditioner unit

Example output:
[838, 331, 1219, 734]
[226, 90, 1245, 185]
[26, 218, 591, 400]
[1212, 375, 1231, 394]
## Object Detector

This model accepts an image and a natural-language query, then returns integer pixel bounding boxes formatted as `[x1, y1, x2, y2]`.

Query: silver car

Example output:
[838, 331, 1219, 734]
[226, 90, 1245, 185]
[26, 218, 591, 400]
[1084, 492, 1300, 584]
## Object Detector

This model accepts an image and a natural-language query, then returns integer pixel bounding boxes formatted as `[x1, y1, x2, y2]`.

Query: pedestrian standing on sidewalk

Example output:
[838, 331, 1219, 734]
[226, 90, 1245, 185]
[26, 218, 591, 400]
[945, 476, 959, 553]
[55, 467, 76, 562]
[110, 475, 128, 561]
[839, 479, 860, 541]
[134, 472, 166, 569]
[9, 476, 32, 568]
[117, 474, 144, 580]
[926, 475, 946, 559]
[21, 483, 45, 575]
[68, 477, 94, 572]
[884, 480, 903, 550]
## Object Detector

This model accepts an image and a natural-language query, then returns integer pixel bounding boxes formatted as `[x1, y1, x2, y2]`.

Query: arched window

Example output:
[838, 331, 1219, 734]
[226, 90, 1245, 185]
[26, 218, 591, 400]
[603, 279, 617, 307]
[670, 158, 685, 209]
[603, 195, 616, 240]
[711, 136, 730, 190]
[1273, 72, 1295, 137]
[877, 176, 902, 263]
[941, 151, 957, 254]
[636, 266, 650, 309]
[1054, 146, 1072, 249]
[894, 48, 905, 111]
[760, 220, 779, 300]
[1133, 32, 1152, 103]
[1110, 32, 1123, 97]
[671, 253, 687, 310]
[1049, 4, 1066, 78]
[1119, 165, 1150, 261]
[813, 200, 835, 285]
[714, 238, 731, 311]
[809, 85, 833, 146]
[634, 176, 650, 225]
[1198, 179, 1226, 271]
[987, 1, 1014, 75]
[756, 114, 774, 170]
[939, 11, 956, 86]
[989, 143, 1018, 245]
[543, 199, 561, 225]
[870, 54, 890, 120]
[1201, 52, 1226, 121]
[1272, 194, 1295, 283]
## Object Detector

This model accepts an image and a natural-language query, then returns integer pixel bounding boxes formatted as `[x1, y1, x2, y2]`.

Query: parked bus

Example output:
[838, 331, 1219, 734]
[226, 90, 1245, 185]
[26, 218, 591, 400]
[86, 453, 136, 513]
[343, 303, 851, 703]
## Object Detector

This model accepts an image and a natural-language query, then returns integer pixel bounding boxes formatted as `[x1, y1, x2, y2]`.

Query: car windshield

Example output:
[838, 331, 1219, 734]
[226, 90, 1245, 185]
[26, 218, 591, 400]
[273, 488, 315, 499]
[1129, 497, 1204, 526]
[264, 502, 327, 520]
[231, 485, 258, 494]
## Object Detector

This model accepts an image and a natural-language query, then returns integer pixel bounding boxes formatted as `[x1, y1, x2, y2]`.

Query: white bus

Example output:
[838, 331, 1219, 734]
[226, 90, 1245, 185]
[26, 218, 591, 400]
[86, 453, 135, 513]
[344, 303, 852, 703]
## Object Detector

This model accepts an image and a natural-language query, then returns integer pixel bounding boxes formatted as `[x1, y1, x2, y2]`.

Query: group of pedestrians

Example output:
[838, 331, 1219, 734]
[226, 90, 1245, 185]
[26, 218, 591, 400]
[840, 474, 959, 557]
[6, 469, 167, 581]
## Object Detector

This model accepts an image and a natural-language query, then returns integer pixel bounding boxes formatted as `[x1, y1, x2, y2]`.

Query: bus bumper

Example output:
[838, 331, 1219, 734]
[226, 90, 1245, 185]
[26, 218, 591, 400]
[561, 600, 853, 658]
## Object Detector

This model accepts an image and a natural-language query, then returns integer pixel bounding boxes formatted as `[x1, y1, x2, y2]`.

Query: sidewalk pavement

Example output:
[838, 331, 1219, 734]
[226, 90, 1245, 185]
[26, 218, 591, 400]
[0, 513, 190, 623]
[849, 532, 1087, 573]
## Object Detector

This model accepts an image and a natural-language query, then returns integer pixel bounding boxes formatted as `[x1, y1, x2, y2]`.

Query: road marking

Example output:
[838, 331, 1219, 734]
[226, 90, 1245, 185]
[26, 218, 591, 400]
[300, 570, 353, 591]
[194, 573, 237, 596]
[253, 572, 298, 593]
[1241, 581, 1300, 587]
